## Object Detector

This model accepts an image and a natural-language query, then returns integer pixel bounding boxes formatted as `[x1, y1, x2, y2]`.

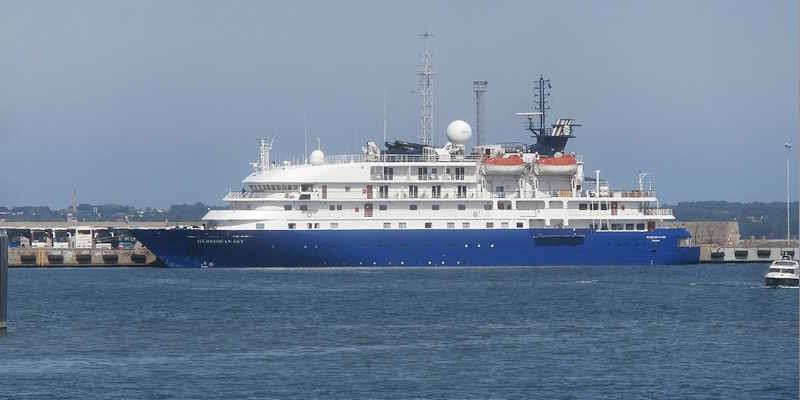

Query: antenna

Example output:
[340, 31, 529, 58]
[383, 89, 388, 145]
[255, 136, 276, 173]
[304, 113, 308, 164]
[416, 32, 435, 147]
[533, 75, 551, 138]
[473, 81, 488, 146]
[637, 171, 651, 192]
[72, 188, 77, 215]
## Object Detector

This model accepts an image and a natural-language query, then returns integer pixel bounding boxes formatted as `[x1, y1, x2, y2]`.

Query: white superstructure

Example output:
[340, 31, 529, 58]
[202, 121, 675, 235]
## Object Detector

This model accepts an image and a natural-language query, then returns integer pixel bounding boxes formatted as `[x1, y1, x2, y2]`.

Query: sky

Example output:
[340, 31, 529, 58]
[1, 0, 797, 207]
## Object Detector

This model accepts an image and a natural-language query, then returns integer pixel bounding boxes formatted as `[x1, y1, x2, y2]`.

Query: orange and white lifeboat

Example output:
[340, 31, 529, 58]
[483, 154, 524, 175]
[534, 154, 578, 175]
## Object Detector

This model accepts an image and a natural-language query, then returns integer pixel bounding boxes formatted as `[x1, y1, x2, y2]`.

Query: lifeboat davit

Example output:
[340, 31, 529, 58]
[534, 154, 578, 175]
[483, 154, 524, 175]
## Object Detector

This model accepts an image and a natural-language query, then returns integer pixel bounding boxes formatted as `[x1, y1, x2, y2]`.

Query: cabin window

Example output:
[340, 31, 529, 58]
[424, 222, 432, 229]
[284, 205, 292, 211]
[483, 202, 493, 210]
[379, 204, 388, 211]
[399, 222, 407, 229]
[288, 223, 296, 229]
[330, 222, 339, 229]
[625, 223, 635, 231]
[383, 222, 391, 229]
[637, 223, 646, 231]
[256, 223, 264, 230]
[336, 205, 343, 211]
[457, 185, 467, 198]
[579, 203, 588, 210]
[301, 184, 313, 192]
[462, 222, 470, 229]
[345, 186, 351, 192]
[447, 222, 455, 229]
[501, 222, 509, 228]
[486, 222, 494, 228]
[313, 223, 320, 229]
[455, 167, 465, 180]
[431, 185, 441, 198]
[601, 203, 608, 210]
[458, 204, 466, 211]
[611, 223, 623, 230]
[431, 204, 440, 210]
[409, 205, 418, 211]
[299, 194, 311, 200]
[299, 205, 308, 211]
[601, 223, 609, 230]
[408, 185, 419, 198]
[379, 185, 389, 199]
[383, 167, 394, 180]
[417, 167, 429, 181]
[516, 222, 524, 228]
[329, 205, 335, 211]
[307, 223, 313, 229]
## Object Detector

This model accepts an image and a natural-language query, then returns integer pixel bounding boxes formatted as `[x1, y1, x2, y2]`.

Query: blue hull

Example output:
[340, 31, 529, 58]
[132, 228, 699, 268]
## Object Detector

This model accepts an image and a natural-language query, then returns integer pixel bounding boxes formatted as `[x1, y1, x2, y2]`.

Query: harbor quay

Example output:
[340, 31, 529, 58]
[1, 221, 201, 267]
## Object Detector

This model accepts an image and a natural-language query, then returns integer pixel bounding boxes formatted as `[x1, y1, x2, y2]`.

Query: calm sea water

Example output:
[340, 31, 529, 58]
[0, 264, 796, 399]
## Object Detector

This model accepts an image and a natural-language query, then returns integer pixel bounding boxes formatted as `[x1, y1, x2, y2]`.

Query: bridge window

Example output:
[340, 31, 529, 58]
[625, 223, 635, 231]
[409, 204, 418, 211]
[288, 223, 296, 229]
[458, 204, 466, 211]
[329, 205, 335, 211]
[431, 204, 440, 210]
[636, 223, 645, 230]
[336, 205, 343, 211]
[379, 204, 388, 211]
[579, 203, 588, 210]
[425, 222, 432, 229]
[516, 222, 524, 228]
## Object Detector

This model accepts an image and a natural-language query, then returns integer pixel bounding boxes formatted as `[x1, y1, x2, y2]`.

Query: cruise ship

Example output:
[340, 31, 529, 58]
[133, 81, 699, 267]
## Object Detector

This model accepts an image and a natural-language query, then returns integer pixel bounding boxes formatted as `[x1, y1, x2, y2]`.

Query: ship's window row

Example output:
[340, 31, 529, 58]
[283, 221, 530, 230]
[250, 184, 299, 192]
[588, 222, 646, 231]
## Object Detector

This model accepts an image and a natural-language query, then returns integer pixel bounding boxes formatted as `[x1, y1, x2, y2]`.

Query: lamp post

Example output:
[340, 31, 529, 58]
[786, 142, 792, 250]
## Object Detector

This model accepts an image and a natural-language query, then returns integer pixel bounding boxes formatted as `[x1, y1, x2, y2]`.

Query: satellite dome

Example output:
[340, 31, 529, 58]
[309, 149, 325, 166]
[446, 120, 472, 144]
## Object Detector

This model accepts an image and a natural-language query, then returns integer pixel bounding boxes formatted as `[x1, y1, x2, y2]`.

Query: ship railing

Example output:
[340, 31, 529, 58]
[644, 208, 673, 216]
[325, 153, 483, 164]
[224, 191, 283, 200]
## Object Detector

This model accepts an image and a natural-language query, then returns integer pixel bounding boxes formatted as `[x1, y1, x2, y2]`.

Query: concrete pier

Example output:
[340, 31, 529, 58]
[1, 230, 8, 331]
[7, 247, 157, 267]
[700, 245, 799, 263]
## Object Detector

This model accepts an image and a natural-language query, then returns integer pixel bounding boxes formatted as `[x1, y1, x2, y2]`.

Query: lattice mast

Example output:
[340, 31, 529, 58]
[473, 81, 488, 146]
[417, 33, 435, 146]
[533, 75, 551, 137]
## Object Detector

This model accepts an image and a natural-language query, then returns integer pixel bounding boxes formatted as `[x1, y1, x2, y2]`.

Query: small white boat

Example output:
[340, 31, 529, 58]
[764, 258, 799, 287]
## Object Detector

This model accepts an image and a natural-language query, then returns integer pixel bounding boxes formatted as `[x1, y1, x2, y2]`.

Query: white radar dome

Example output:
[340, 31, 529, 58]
[446, 120, 472, 145]
[309, 149, 325, 166]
